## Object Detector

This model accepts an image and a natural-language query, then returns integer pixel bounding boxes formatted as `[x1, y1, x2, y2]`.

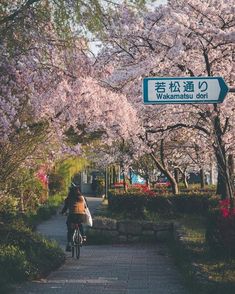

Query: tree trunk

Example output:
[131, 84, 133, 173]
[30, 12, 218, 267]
[215, 153, 233, 200]
[209, 159, 215, 185]
[150, 152, 179, 194]
[170, 177, 179, 194]
[112, 166, 116, 184]
[117, 165, 121, 182]
[228, 154, 234, 186]
[216, 170, 229, 199]
[177, 167, 189, 189]
[213, 114, 234, 201]
[129, 168, 133, 185]
[120, 161, 128, 192]
[109, 166, 112, 188]
[183, 172, 189, 189]
[174, 168, 180, 183]
[123, 172, 127, 192]
[200, 168, 205, 189]
[104, 168, 108, 199]
[110, 166, 113, 185]
[146, 176, 150, 188]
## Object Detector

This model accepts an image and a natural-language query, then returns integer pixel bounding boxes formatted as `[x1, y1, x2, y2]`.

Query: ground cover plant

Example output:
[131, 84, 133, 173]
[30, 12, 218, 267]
[168, 215, 235, 294]
[0, 222, 65, 293]
[23, 192, 65, 229]
[0, 193, 65, 293]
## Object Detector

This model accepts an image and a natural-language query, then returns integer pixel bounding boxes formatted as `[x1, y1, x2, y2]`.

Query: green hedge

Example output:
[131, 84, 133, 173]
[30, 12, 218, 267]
[0, 222, 65, 292]
[108, 192, 218, 216]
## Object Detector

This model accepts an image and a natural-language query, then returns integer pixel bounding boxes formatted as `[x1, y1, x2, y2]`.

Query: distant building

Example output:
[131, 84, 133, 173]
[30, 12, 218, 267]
[74, 169, 103, 195]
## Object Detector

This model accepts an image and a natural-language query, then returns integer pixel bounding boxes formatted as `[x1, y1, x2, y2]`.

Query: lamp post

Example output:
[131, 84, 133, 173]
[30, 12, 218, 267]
[105, 167, 108, 199]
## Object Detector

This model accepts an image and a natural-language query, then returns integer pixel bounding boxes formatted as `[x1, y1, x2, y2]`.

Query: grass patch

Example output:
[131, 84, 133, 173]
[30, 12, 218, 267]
[167, 214, 235, 294]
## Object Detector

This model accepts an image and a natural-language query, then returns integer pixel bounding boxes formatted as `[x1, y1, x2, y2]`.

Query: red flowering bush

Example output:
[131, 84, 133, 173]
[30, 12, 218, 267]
[217, 199, 235, 255]
[113, 181, 126, 188]
[219, 199, 235, 218]
[136, 184, 156, 196]
[113, 182, 157, 197]
[206, 198, 235, 257]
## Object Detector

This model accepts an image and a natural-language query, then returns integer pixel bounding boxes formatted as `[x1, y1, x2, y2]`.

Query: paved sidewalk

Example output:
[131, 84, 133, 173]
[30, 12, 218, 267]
[15, 197, 189, 294]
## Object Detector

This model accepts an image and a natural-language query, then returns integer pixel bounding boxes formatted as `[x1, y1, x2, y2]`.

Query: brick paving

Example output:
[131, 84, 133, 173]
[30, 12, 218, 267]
[15, 197, 189, 294]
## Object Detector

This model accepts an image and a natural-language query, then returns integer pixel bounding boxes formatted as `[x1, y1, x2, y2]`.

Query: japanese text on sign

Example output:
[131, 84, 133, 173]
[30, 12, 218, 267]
[155, 80, 208, 100]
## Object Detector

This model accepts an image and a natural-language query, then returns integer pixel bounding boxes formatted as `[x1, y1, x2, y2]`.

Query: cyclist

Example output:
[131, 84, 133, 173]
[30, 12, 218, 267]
[61, 183, 87, 252]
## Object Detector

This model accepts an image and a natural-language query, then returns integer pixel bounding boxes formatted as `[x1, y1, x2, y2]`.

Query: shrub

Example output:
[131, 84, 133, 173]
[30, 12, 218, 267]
[108, 192, 147, 217]
[96, 177, 105, 195]
[21, 192, 64, 228]
[6, 168, 46, 210]
[152, 185, 170, 194]
[0, 223, 65, 280]
[108, 191, 217, 217]
[0, 194, 19, 222]
[0, 245, 31, 283]
[37, 204, 57, 219]
[180, 184, 216, 193]
[128, 184, 157, 196]
[206, 199, 235, 257]
[48, 172, 65, 195]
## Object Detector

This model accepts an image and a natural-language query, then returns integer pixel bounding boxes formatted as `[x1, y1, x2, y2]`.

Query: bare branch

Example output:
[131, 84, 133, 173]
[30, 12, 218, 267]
[222, 117, 230, 135]
[146, 123, 210, 136]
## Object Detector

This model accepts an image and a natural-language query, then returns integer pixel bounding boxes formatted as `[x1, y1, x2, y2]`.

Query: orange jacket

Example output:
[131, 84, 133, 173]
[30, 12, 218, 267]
[62, 195, 87, 215]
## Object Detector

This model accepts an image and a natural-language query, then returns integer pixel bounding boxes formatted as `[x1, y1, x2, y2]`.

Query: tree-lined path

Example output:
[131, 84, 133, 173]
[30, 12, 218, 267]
[15, 197, 188, 294]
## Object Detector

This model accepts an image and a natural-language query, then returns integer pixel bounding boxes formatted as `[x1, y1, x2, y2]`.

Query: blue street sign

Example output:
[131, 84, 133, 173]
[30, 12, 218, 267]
[143, 77, 229, 104]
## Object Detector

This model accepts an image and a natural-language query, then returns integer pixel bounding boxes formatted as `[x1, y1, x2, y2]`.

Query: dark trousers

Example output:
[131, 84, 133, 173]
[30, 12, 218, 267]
[66, 214, 85, 242]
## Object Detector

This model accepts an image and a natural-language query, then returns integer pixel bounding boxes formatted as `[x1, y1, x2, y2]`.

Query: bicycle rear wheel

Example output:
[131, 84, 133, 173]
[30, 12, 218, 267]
[71, 241, 80, 259]
[71, 242, 74, 257]
[71, 228, 81, 259]
[75, 243, 80, 259]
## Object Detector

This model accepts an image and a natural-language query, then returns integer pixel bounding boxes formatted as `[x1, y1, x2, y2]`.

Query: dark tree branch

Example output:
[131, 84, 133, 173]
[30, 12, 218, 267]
[146, 123, 210, 136]
[177, 64, 195, 76]
[203, 49, 211, 76]
[113, 40, 135, 60]
[160, 139, 166, 169]
[222, 117, 230, 135]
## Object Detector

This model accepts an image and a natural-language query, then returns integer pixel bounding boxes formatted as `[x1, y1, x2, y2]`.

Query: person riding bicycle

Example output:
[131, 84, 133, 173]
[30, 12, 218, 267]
[61, 183, 87, 252]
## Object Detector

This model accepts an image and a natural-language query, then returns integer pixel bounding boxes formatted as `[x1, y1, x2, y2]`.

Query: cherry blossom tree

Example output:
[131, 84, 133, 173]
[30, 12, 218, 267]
[0, 0, 142, 191]
[0, 1, 91, 188]
[94, 0, 235, 199]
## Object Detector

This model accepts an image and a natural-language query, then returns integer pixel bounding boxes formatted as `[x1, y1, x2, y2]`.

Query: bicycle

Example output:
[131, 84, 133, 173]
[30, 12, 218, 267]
[71, 223, 83, 259]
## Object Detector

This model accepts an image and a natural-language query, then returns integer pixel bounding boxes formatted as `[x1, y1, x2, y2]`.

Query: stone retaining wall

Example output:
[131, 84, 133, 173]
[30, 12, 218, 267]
[88, 217, 174, 243]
